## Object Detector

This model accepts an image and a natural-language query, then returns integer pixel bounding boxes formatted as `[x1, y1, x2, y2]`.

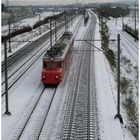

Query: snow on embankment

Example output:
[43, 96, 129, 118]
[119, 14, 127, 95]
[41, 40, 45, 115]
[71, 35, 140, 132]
[91, 11, 124, 140]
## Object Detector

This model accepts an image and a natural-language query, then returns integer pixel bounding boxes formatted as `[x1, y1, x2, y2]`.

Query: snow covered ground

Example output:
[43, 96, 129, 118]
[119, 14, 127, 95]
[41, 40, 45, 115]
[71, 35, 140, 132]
[2, 10, 138, 140]
[91, 12, 124, 140]
[106, 16, 138, 139]
[109, 9, 139, 31]
[113, 17, 139, 30]
[107, 18, 138, 65]
[2, 11, 61, 36]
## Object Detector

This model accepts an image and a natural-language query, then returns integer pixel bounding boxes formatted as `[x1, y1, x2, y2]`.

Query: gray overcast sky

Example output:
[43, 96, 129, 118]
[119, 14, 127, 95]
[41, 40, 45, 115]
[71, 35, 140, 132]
[2, 0, 136, 5]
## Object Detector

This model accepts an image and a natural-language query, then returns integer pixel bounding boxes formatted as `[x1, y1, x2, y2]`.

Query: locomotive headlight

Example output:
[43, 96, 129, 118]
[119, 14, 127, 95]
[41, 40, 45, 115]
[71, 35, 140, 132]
[56, 75, 58, 79]
[43, 75, 46, 78]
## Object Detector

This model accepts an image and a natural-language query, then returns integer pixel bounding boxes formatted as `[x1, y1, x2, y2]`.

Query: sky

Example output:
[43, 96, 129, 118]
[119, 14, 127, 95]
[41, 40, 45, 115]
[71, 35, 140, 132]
[2, 0, 137, 6]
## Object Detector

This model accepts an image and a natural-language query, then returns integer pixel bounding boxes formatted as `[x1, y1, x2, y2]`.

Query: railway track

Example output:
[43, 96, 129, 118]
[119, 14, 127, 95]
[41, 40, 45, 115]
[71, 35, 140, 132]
[61, 11, 99, 139]
[35, 15, 85, 140]
[108, 21, 138, 50]
[108, 22, 138, 53]
[108, 23, 138, 64]
[62, 38, 86, 139]
[12, 87, 57, 140]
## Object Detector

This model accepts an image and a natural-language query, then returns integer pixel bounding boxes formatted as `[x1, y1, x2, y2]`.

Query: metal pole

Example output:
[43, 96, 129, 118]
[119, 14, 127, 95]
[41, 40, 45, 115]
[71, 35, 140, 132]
[8, 8, 12, 53]
[115, 18, 117, 26]
[71, 15, 73, 26]
[84, 10, 86, 26]
[55, 18, 57, 42]
[4, 40, 11, 116]
[117, 34, 120, 115]
[65, 14, 67, 32]
[115, 34, 123, 124]
[134, 2, 137, 41]
[99, 15, 101, 31]
[50, 19, 52, 48]
[39, 14, 41, 35]
[121, 1, 124, 29]
[53, 9, 54, 27]
[65, 13, 68, 32]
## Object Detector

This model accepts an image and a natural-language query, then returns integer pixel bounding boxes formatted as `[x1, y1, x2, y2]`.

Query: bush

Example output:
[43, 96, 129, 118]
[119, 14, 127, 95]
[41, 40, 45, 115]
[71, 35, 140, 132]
[121, 56, 130, 65]
[124, 97, 139, 139]
[100, 17, 116, 68]
[1, 12, 65, 43]
[2, 26, 32, 42]
[96, 6, 130, 18]
[106, 49, 116, 68]
[120, 77, 132, 95]
[33, 20, 48, 29]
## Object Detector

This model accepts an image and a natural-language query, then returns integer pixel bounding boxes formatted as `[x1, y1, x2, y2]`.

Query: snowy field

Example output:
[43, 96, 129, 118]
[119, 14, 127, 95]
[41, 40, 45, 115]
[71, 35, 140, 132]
[2, 10, 138, 140]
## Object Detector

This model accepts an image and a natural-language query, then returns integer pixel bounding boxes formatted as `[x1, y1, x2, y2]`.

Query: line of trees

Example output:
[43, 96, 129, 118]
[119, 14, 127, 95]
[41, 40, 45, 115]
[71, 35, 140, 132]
[96, 6, 130, 18]
[2, 12, 64, 43]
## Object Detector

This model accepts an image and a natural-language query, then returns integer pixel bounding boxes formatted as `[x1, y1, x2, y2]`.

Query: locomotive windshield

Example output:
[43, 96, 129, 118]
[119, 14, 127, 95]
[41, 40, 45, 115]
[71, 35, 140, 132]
[43, 61, 63, 69]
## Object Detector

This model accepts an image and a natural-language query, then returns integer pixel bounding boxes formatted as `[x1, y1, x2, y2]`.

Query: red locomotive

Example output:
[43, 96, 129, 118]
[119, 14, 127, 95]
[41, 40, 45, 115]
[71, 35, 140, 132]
[41, 32, 74, 85]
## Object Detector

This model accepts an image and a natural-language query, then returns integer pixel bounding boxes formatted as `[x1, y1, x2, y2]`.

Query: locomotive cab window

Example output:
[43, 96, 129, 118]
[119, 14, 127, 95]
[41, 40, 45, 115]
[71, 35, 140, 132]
[52, 63, 57, 68]
[43, 62, 57, 69]
[43, 62, 47, 68]
[47, 63, 52, 68]
[58, 62, 63, 68]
